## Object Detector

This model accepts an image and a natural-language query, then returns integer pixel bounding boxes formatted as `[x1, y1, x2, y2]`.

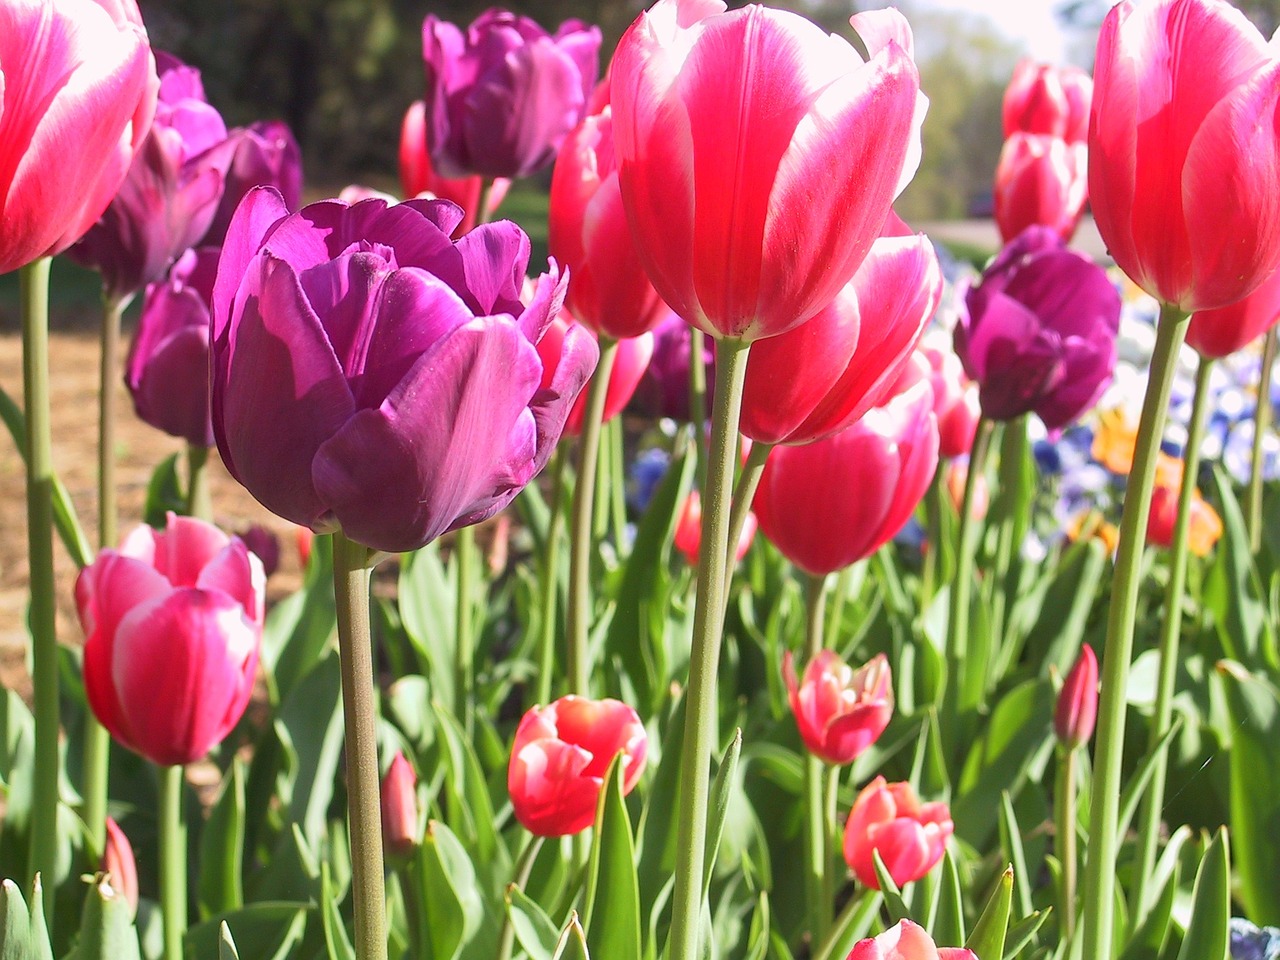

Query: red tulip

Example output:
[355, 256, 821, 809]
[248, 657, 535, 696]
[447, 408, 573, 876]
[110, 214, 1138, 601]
[739, 224, 941, 446]
[847, 919, 977, 960]
[1089, 0, 1280, 312]
[994, 133, 1088, 244]
[843, 777, 952, 890]
[381, 751, 419, 855]
[76, 514, 265, 766]
[101, 817, 139, 916]
[784, 651, 893, 765]
[1186, 266, 1280, 359]
[1002, 60, 1091, 142]
[549, 105, 668, 339]
[0, 0, 158, 273]
[508, 696, 647, 837]
[674, 491, 756, 566]
[610, 0, 923, 341]
[753, 379, 938, 576]
[1146, 480, 1223, 557]
[538, 313, 654, 435]
[1054, 644, 1098, 749]
[399, 100, 507, 234]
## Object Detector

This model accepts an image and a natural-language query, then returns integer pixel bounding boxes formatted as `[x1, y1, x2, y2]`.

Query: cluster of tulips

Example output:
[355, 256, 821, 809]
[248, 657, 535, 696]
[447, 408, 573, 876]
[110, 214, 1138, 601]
[4, 0, 1280, 958]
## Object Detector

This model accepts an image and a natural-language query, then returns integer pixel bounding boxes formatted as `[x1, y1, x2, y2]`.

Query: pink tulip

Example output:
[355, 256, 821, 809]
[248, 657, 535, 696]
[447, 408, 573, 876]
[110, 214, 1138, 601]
[0, 0, 158, 273]
[843, 778, 953, 890]
[674, 491, 756, 566]
[784, 651, 893, 765]
[381, 751, 419, 855]
[1055, 644, 1098, 749]
[906, 346, 980, 459]
[847, 919, 977, 960]
[549, 105, 668, 340]
[1186, 265, 1280, 359]
[1089, 0, 1280, 312]
[994, 133, 1088, 244]
[753, 379, 938, 576]
[399, 100, 508, 234]
[538, 314, 654, 435]
[1002, 60, 1091, 142]
[610, 0, 923, 341]
[739, 223, 941, 446]
[101, 817, 139, 916]
[508, 696, 647, 837]
[76, 514, 264, 767]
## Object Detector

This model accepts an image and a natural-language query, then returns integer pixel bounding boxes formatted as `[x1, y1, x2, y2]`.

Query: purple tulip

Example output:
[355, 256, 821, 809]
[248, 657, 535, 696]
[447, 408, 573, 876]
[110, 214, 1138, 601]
[202, 119, 303, 247]
[422, 9, 602, 179]
[70, 51, 233, 299]
[628, 310, 716, 422]
[210, 187, 599, 554]
[955, 226, 1119, 429]
[127, 247, 218, 446]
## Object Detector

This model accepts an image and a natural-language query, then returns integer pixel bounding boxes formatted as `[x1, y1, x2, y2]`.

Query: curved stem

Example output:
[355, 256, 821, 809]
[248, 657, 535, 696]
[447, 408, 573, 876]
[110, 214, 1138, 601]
[333, 533, 388, 960]
[159, 764, 187, 960]
[802, 574, 830, 943]
[667, 338, 751, 960]
[1080, 304, 1189, 960]
[495, 835, 546, 960]
[944, 417, 995, 711]
[566, 336, 618, 696]
[536, 448, 569, 707]
[187, 443, 213, 521]
[1247, 326, 1277, 553]
[22, 257, 57, 926]
[1129, 354, 1214, 924]
[455, 526, 476, 736]
[726, 440, 769, 576]
[1056, 746, 1079, 942]
[689, 329, 708, 491]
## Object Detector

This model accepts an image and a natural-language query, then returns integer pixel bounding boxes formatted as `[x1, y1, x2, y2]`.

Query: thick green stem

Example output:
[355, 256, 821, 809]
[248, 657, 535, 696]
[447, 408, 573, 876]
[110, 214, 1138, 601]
[803, 574, 830, 943]
[1056, 746, 1079, 942]
[495, 835, 546, 960]
[159, 764, 187, 960]
[1247, 326, 1277, 553]
[455, 526, 476, 736]
[689, 329, 708, 490]
[726, 440, 769, 575]
[667, 338, 751, 960]
[566, 337, 618, 696]
[333, 533, 388, 960]
[1129, 355, 1213, 924]
[944, 418, 995, 711]
[187, 443, 213, 521]
[1080, 305, 1189, 960]
[536, 448, 568, 706]
[22, 257, 58, 925]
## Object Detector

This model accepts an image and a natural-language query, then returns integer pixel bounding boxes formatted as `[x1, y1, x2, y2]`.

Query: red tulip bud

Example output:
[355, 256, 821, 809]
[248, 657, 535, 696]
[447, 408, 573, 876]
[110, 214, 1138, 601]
[1055, 644, 1098, 748]
[381, 751, 419, 855]
[101, 817, 139, 916]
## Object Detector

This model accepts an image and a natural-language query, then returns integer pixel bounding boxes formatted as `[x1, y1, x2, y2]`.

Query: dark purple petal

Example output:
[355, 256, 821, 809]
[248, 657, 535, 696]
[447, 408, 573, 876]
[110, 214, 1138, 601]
[296, 251, 394, 387]
[132, 324, 214, 447]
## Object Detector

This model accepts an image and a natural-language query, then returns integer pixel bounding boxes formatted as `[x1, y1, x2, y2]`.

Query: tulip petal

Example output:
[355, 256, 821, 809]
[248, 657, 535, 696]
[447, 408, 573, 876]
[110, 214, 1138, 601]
[196, 542, 266, 626]
[212, 186, 292, 349]
[152, 513, 232, 588]
[132, 323, 214, 447]
[508, 738, 598, 836]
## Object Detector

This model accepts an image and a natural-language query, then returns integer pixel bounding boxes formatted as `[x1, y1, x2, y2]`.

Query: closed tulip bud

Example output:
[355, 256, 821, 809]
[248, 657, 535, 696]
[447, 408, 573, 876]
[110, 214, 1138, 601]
[399, 100, 507, 234]
[202, 119, 303, 247]
[843, 777, 953, 890]
[76, 514, 265, 766]
[994, 133, 1088, 244]
[754, 379, 939, 576]
[674, 491, 756, 566]
[784, 651, 893, 765]
[210, 188, 598, 554]
[381, 751, 419, 855]
[1002, 60, 1091, 142]
[1186, 267, 1280, 360]
[847, 919, 977, 960]
[1090, 0, 1280, 312]
[537, 314, 654, 435]
[955, 226, 1120, 430]
[0, 0, 158, 274]
[611, 0, 925, 342]
[508, 696, 647, 836]
[1055, 644, 1098, 749]
[101, 817, 139, 916]
[422, 10, 602, 180]
[628, 311, 716, 422]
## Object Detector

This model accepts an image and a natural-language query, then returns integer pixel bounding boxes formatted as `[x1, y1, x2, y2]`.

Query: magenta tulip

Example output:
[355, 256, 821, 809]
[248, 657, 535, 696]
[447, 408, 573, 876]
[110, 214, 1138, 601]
[201, 119, 302, 247]
[610, 0, 924, 342]
[784, 651, 893, 765]
[848, 920, 977, 960]
[76, 514, 264, 767]
[1185, 266, 1280, 359]
[994, 133, 1088, 244]
[1089, 0, 1280, 311]
[0, 0, 158, 274]
[210, 188, 598, 554]
[910, 346, 980, 459]
[399, 100, 507, 233]
[843, 778, 953, 890]
[1002, 60, 1091, 142]
[422, 9, 601, 179]
[538, 314, 654, 435]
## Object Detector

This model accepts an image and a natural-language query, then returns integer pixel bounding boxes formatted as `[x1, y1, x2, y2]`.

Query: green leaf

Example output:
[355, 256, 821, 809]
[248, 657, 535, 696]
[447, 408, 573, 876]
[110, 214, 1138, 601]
[400, 545, 457, 708]
[65, 876, 140, 960]
[261, 535, 336, 703]
[1121, 863, 1179, 960]
[277, 652, 345, 850]
[812, 891, 882, 960]
[583, 755, 641, 960]
[1174, 829, 1230, 960]
[930, 849, 965, 948]
[142, 453, 185, 527]
[1204, 468, 1277, 667]
[0, 878, 53, 960]
[319, 864, 356, 960]
[638, 692, 686, 914]
[507, 886, 559, 960]
[199, 759, 246, 919]
[998, 793, 1034, 921]
[553, 915, 590, 960]
[186, 904, 309, 960]
[218, 922, 240, 960]
[1020, 539, 1107, 680]
[702, 730, 742, 898]
[1002, 909, 1050, 960]
[416, 820, 483, 960]
[429, 702, 499, 864]
[966, 866, 1013, 960]
[1116, 720, 1183, 844]
[870, 850, 910, 925]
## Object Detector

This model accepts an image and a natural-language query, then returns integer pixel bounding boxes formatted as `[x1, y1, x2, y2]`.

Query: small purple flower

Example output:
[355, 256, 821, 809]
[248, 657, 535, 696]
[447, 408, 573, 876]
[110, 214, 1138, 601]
[70, 52, 233, 299]
[955, 226, 1120, 430]
[629, 311, 717, 422]
[1231, 918, 1280, 960]
[422, 8, 601, 179]
[202, 120, 303, 247]
[210, 187, 599, 554]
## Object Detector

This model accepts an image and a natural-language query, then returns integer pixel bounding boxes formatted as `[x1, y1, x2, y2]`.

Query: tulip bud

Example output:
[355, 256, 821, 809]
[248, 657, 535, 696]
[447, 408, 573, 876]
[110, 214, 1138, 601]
[1002, 60, 1092, 142]
[1054, 644, 1098, 749]
[296, 526, 314, 569]
[101, 817, 139, 917]
[381, 751, 419, 856]
[843, 777, 952, 890]
[202, 119, 302, 247]
[847, 919, 978, 960]
[784, 651, 893, 765]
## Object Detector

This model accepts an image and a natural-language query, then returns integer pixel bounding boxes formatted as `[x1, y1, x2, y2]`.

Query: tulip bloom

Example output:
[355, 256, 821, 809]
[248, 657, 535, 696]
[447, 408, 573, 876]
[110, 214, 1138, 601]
[0, 0, 157, 274]
[629, 310, 716, 422]
[1055, 644, 1098, 749]
[101, 817, 139, 916]
[673, 491, 756, 566]
[955, 226, 1120, 430]
[76, 514, 265, 767]
[1002, 60, 1091, 142]
[994, 133, 1088, 244]
[1147, 482, 1223, 557]
[1089, 0, 1280, 312]
[843, 777, 953, 890]
[127, 247, 218, 446]
[422, 10, 601, 180]
[610, 0, 924, 342]
[913, 345, 980, 459]
[71, 51, 232, 298]
[537, 314, 653, 435]
[508, 696, 647, 836]
[210, 188, 598, 554]
[381, 751, 419, 855]
[784, 651, 892, 765]
[848, 919, 977, 960]
[753, 379, 938, 576]
[1186, 267, 1280, 359]
[740, 226, 941, 445]
[399, 100, 507, 233]
[202, 119, 303, 247]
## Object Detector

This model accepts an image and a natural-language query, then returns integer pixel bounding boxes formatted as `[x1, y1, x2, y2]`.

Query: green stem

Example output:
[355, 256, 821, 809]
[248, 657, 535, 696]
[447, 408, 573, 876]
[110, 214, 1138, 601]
[725, 440, 769, 576]
[944, 418, 995, 710]
[1247, 326, 1277, 553]
[495, 835, 546, 960]
[536, 448, 568, 707]
[22, 257, 57, 926]
[187, 443, 213, 521]
[1056, 746, 1079, 942]
[1128, 354, 1213, 924]
[667, 338, 751, 960]
[921, 467, 945, 605]
[455, 526, 476, 736]
[609, 415, 628, 550]
[333, 533, 388, 960]
[803, 574, 830, 943]
[566, 336, 618, 696]
[159, 764, 187, 960]
[990, 418, 1028, 643]
[824, 566, 854, 652]
[689, 328, 708, 490]
[811, 889, 883, 960]
[1080, 304, 1189, 960]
